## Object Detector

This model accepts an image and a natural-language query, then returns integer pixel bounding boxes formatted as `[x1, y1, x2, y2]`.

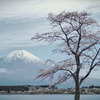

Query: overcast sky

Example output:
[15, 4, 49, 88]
[0, 0, 100, 78]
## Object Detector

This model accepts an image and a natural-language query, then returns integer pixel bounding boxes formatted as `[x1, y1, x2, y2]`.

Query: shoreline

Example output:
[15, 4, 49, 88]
[0, 85, 100, 95]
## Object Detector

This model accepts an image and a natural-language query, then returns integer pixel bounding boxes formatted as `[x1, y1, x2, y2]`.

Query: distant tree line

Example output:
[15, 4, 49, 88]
[0, 85, 100, 94]
[0, 85, 56, 93]
[82, 85, 100, 89]
[35, 85, 56, 89]
[89, 85, 100, 88]
[0, 85, 29, 93]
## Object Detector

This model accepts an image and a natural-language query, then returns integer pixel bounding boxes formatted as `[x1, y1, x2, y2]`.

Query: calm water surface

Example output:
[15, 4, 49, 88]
[0, 94, 100, 100]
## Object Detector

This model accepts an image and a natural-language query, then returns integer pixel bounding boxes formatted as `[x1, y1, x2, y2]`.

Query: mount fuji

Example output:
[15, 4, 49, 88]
[0, 50, 44, 68]
[0, 50, 49, 86]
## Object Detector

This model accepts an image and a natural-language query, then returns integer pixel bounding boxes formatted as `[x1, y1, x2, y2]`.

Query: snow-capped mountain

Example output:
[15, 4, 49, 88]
[0, 50, 49, 86]
[0, 50, 48, 75]
[1, 50, 43, 63]
[0, 50, 44, 69]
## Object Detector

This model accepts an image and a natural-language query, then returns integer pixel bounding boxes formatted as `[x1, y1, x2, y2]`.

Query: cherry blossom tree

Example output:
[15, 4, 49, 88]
[32, 11, 100, 100]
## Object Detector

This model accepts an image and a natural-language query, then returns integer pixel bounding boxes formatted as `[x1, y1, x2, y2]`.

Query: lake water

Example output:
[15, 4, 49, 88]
[0, 94, 100, 100]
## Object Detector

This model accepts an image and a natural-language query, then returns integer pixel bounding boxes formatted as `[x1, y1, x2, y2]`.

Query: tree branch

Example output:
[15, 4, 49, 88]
[59, 23, 76, 55]
[80, 48, 100, 85]
[79, 40, 99, 55]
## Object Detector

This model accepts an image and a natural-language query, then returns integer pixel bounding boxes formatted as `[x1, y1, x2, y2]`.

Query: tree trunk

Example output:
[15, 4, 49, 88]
[74, 55, 81, 100]
[74, 83, 80, 100]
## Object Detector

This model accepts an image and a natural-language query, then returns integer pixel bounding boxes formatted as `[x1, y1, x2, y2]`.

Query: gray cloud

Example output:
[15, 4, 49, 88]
[0, 68, 7, 73]
[0, 0, 100, 50]
[0, 15, 50, 51]
[0, 68, 10, 73]
[0, 0, 100, 20]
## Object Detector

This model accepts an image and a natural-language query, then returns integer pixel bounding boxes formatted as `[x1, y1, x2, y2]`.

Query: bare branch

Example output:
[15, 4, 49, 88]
[50, 73, 72, 86]
[59, 23, 76, 55]
[80, 48, 100, 85]
[79, 40, 99, 55]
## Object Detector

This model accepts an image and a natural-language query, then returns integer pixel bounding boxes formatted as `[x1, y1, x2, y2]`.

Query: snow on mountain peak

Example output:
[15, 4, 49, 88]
[2, 50, 44, 64]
